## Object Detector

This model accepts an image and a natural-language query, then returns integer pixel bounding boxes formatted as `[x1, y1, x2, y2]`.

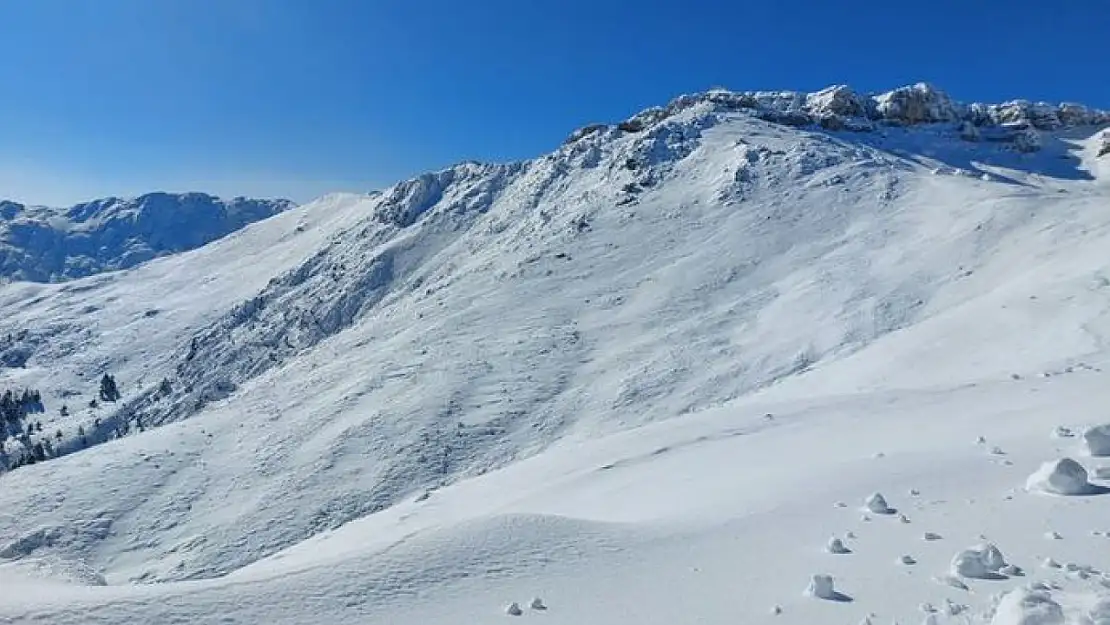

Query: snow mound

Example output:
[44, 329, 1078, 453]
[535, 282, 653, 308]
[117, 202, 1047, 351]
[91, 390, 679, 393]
[989, 587, 1064, 625]
[529, 597, 546, 611]
[505, 602, 523, 616]
[1083, 425, 1110, 456]
[950, 543, 1007, 579]
[1025, 459, 1096, 495]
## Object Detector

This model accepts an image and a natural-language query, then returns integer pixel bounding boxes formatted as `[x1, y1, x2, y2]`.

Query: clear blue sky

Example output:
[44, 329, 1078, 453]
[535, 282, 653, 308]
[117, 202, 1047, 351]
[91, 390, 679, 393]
[0, 0, 1107, 206]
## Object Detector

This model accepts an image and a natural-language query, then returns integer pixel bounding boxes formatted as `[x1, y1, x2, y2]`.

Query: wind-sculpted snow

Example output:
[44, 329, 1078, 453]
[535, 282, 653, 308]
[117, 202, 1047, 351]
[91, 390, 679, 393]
[0, 193, 293, 282]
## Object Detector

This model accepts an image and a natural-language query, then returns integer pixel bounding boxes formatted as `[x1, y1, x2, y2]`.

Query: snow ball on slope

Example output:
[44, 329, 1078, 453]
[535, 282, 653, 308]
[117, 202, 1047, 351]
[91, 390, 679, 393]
[805, 574, 837, 600]
[826, 537, 851, 554]
[865, 492, 894, 514]
[505, 602, 523, 616]
[1026, 458, 1094, 495]
[989, 587, 1063, 625]
[530, 597, 547, 611]
[1084, 425, 1110, 456]
[951, 543, 1007, 579]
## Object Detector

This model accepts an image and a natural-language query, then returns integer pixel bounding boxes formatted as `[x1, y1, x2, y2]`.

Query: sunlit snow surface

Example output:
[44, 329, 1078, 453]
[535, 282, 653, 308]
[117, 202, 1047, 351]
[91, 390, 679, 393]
[1, 91, 1110, 624]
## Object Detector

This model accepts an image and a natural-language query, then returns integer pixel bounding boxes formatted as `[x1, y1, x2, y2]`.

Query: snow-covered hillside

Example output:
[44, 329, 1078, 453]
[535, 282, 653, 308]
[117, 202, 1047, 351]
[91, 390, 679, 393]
[1, 83, 1110, 624]
[0, 192, 294, 282]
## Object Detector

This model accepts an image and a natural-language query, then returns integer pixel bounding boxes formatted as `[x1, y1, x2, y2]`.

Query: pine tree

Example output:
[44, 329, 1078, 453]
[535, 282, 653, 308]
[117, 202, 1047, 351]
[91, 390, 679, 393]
[60, 404, 69, 417]
[99, 374, 121, 402]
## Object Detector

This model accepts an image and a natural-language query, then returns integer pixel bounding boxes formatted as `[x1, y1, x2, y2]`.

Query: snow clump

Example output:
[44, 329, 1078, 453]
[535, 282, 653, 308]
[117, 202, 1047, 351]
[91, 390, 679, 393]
[951, 543, 1008, 579]
[826, 537, 851, 554]
[1025, 458, 1094, 495]
[805, 574, 838, 600]
[1083, 425, 1110, 456]
[865, 492, 894, 514]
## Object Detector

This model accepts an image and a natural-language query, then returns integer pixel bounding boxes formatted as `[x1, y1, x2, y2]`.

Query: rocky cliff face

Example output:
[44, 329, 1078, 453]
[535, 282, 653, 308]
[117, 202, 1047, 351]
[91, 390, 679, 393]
[0, 193, 294, 282]
[579, 83, 1110, 154]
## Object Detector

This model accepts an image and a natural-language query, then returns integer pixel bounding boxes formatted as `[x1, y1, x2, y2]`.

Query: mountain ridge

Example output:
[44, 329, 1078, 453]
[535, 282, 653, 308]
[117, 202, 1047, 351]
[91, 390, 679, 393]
[0, 83, 1109, 615]
[0, 192, 295, 283]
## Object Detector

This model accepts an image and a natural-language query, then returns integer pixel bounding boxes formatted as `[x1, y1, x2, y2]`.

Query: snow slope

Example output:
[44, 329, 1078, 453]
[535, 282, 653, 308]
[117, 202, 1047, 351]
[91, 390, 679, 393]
[0, 83, 1109, 624]
[0, 192, 294, 282]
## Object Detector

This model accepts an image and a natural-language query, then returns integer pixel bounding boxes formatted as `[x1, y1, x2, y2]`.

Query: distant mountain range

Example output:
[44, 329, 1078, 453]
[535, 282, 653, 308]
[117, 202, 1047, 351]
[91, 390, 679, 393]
[0, 192, 294, 282]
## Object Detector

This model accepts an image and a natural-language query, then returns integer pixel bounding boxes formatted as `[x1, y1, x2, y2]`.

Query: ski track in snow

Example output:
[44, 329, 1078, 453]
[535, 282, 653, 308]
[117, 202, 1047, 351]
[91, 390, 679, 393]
[0, 86, 1109, 624]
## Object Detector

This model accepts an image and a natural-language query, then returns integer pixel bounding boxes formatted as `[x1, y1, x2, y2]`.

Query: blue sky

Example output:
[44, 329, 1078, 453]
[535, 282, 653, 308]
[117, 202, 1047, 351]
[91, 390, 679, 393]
[0, 0, 1107, 206]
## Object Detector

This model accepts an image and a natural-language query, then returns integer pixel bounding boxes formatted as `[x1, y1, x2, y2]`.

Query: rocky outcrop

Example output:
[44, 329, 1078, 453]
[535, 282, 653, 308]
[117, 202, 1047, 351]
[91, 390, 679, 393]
[566, 82, 1110, 154]
[873, 83, 960, 125]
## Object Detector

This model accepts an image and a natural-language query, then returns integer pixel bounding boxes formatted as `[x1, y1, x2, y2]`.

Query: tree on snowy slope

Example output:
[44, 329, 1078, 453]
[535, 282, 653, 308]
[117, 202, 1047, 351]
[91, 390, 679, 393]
[99, 374, 121, 402]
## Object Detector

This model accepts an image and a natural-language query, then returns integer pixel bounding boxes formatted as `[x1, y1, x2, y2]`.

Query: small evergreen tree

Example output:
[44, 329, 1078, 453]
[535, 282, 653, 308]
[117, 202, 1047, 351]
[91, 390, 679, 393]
[99, 374, 121, 402]
[60, 404, 69, 417]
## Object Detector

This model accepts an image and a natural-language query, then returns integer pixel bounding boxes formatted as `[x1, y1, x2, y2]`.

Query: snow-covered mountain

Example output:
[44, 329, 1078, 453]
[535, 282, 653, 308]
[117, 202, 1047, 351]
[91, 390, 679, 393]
[1, 83, 1110, 625]
[0, 192, 294, 282]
